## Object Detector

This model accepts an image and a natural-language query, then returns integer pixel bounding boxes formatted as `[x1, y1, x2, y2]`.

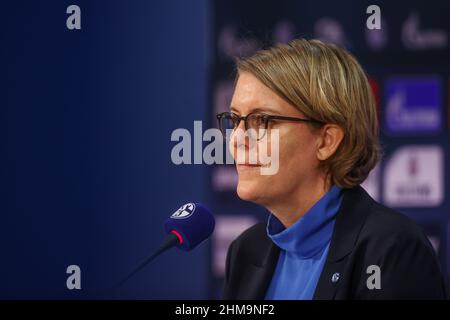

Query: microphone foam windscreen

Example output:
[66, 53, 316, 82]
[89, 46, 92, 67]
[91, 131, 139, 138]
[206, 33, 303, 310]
[164, 203, 215, 251]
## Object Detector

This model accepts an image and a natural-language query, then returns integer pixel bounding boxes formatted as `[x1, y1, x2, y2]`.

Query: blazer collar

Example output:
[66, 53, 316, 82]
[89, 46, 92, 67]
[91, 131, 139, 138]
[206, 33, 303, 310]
[241, 243, 280, 300]
[313, 186, 375, 299]
[326, 186, 375, 262]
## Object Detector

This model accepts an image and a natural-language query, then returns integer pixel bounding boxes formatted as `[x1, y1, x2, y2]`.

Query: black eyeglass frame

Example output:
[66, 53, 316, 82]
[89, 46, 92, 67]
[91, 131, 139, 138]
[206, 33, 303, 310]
[216, 111, 325, 140]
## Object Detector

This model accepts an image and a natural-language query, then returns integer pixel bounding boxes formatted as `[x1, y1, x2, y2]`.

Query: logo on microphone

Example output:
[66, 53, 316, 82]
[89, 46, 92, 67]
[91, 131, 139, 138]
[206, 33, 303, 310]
[171, 203, 196, 219]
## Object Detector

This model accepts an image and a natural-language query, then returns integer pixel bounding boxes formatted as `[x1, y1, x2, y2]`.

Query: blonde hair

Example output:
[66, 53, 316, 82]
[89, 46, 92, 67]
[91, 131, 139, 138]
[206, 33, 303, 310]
[236, 38, 381, 188]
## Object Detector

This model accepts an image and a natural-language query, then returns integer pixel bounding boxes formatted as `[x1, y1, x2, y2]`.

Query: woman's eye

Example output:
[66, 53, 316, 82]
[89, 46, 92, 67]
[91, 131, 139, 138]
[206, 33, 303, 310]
[258, 115, 269, 124]
[255, 116, 268, 128]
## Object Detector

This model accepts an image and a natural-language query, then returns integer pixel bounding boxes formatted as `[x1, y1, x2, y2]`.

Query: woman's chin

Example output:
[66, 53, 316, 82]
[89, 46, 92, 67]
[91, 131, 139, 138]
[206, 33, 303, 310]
[236, 181, 263, 202]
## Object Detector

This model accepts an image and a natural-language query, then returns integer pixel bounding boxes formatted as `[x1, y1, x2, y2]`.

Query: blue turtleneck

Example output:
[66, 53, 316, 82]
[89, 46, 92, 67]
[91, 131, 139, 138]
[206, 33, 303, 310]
[265, 185, 343, 300]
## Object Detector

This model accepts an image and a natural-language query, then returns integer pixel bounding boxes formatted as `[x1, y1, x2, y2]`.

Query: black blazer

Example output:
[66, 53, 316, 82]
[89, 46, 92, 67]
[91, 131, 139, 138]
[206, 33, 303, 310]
[222, 186, 447, 300]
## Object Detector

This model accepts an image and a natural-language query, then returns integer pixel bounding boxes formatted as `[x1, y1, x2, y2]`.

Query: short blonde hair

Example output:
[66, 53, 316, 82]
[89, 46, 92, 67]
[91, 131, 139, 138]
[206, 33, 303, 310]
[236, 38, 381, 188]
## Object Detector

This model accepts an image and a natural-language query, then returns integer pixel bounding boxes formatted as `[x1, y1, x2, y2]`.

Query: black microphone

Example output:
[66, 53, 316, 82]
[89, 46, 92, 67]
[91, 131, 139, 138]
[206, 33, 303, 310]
[113, 202, 215, 290]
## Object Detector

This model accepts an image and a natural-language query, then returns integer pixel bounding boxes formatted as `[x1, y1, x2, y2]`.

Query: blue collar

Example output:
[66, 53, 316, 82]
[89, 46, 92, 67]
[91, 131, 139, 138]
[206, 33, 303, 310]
[266, 185, 343, 258]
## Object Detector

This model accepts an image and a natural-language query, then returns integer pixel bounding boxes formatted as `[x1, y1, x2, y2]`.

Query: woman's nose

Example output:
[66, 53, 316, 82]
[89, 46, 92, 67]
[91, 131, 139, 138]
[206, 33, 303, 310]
[235, 117, 246, 132]
[230, 125, 247, 149]
[229, 120, 249, 159]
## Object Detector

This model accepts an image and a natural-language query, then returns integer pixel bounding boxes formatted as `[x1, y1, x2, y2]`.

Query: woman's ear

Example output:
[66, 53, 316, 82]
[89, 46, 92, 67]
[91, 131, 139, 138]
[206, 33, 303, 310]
[316, 124, 344, 161]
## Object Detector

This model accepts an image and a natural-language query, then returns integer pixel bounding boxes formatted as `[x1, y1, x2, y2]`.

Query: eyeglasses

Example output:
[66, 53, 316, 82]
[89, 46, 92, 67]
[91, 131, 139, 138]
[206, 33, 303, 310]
[216, 111, 324, 140]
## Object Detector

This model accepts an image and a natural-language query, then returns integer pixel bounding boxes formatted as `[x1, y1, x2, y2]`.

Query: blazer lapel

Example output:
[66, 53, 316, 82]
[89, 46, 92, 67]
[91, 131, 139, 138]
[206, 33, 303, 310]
[313, 258, 350, 299]
[313, 186, 374, 300]
[238, 240, 280, 300]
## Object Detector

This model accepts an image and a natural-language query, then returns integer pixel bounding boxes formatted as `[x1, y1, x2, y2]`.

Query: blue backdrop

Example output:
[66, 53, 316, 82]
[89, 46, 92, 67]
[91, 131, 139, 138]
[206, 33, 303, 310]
[1, 0, 210, 299]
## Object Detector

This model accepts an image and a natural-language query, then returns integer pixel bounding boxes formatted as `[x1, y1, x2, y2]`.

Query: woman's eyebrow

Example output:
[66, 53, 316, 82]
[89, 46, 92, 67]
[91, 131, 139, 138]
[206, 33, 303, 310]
[251, 107, 280, 114]
[230, 106, 240, 113]
[230, 106, 280, 115]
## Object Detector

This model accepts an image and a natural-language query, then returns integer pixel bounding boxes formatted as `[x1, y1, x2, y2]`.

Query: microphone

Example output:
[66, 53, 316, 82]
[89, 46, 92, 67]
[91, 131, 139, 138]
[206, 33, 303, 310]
[113, 202, 215, 290]
[164, 202, 215, 251]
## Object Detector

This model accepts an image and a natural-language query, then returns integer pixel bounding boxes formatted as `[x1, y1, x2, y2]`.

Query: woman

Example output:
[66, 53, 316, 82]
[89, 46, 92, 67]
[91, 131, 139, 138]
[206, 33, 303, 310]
[218, 39, 446, 300]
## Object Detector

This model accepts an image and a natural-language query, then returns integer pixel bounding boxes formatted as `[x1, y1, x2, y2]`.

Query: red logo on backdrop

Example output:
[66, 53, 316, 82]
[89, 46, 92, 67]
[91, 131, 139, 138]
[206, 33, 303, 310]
[408, 155, 418, 177]
[368, 77, 380, 122]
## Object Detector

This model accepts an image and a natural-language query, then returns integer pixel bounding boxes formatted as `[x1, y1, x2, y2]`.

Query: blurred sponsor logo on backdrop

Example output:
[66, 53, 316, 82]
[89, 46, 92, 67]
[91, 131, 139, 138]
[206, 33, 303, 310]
[383, 145, 444, 207]
[384, 76, 441, 134]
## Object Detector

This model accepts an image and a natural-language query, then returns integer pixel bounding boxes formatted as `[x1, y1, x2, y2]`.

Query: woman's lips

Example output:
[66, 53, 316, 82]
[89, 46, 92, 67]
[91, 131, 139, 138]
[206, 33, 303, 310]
[236, 163, 261, 171]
